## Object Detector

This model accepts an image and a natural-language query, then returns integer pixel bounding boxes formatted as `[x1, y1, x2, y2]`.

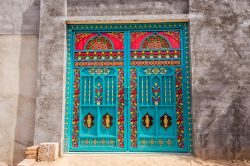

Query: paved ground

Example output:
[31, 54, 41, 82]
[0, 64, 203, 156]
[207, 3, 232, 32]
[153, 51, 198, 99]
[34, 154, 250, 166]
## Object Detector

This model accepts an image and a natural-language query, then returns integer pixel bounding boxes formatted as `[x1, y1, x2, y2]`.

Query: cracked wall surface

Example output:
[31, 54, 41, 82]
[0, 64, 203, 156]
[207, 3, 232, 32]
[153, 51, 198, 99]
[34, 0, 250, 160]
[190, 0, 250, 159]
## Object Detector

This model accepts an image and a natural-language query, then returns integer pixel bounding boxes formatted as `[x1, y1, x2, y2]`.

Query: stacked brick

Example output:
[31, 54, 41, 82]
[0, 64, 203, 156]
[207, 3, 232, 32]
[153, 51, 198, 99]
[17, 142, 59, 165]
[25, 146, 39, 160]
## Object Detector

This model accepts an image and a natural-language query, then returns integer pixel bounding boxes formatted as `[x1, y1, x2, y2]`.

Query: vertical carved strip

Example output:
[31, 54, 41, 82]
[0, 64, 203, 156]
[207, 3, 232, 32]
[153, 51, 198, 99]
[141, 77, 144, 105]
[112, 77, 114, 104]
[169, 76, 171, 104]
[130, 68, 137, 147]
[89, 77, 91, 104]
[175, 68, 184, 148]
[107, 77, 109, 104]
[118, 69, 124, 147]
[84, 77, 87, 104]
[146, 77, 149, 105]
[72, 69, 80, 147]
[164, 77, 167, 105]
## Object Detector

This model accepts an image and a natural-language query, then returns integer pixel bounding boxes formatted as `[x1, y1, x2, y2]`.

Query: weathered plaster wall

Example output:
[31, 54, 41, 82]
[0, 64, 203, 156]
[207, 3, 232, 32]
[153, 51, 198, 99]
[34, 0, 250, 160]
[0, 0, 40, 34]
[0, 35, 38, 165]
[67, 0, 189, 16]
[33, 0, 66, 145]
[0, 0, 40, 165]
[190, 0, 250, 159]
[34, 0, 189, 151]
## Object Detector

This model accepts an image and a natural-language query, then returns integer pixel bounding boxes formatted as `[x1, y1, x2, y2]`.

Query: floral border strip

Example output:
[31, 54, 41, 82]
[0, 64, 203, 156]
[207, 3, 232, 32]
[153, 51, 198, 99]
[75, 61, 123, 67]
[130, 60, 180, 66]
[130, 68, 137, 147]
[130, 50, 181, 59]
[175, 68, 184, 148]
[72, 69, 80, 147]
[118, 68, 125, 147]
[75, 52, 124, 61]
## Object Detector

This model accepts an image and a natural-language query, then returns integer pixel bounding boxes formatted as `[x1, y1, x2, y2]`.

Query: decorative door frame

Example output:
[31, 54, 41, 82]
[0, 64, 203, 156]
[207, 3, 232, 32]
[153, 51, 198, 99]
[64, 20, 192, 153]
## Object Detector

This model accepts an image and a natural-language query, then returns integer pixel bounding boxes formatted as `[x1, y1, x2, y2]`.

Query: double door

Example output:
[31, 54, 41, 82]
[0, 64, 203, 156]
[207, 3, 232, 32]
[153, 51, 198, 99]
[66, 22, 191, 152]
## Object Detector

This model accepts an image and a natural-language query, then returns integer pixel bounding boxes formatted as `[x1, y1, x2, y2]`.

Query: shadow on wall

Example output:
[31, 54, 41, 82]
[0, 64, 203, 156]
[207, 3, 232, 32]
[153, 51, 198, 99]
[13, 0, 40, 165]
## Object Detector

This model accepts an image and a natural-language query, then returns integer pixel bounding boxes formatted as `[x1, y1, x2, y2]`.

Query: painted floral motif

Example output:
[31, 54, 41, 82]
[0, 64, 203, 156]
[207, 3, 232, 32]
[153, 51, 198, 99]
[75, 61, 124, 67]
[130, 68, 137, 147]
[118, 68, 125, 147]
[95, 82, 103, 105]
[106, 32, 124, 43]
[130, 50, 180, 59]
[86, 34, 113, 50]
[84, 113, 95, 128]
[75, 33, 91, 43]
[152, 82, 160, 105]
[72, 69, 80, 147]
[145, 68, 167, 75]
[88, 68, 110, 75]
[141, 33, 169, 49]
[130, 32, 148, 42]
[140, 138, 173, 146]
[175, 68, 184, 148]
[160, 113, 172, 129]
[161, 31, 180, 43]
[102, 113, 113, 129]
[130, 60, 180, 66]
[142, 113, 153, 129]
[80, 139, 116, 146]
[75, 52, 124, 61]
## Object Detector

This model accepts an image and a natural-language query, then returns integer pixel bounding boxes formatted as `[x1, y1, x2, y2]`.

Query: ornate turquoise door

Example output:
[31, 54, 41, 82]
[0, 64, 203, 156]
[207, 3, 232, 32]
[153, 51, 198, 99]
[65, 22, 192, 153]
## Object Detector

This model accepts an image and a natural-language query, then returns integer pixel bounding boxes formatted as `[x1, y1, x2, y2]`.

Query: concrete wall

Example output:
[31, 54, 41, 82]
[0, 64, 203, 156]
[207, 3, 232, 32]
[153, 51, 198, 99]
[0, 35, 38, 166]
[190, 0, 250, 159]
[34, 0, 250, 160]
[67, 0, 189, 16]
[0, 0, 40, 165]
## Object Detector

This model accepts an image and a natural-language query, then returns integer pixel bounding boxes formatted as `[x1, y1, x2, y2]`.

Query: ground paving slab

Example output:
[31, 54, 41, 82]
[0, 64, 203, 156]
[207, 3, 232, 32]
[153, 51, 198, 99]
[33, 154, 250, 166]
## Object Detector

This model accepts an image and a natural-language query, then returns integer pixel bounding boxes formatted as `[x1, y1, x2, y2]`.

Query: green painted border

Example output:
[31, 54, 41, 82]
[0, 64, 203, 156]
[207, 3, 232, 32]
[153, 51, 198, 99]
[64, 21, 192, 152]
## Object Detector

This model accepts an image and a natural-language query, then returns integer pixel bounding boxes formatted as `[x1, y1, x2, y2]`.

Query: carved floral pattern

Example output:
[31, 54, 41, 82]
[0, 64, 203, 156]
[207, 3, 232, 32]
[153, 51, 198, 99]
[72, 69, 80, 147]
[130, 60, 180, 66]
[130, 50, 180, 59]
[142, 33, 169, 49]
[95, 82, 103, 105]
[142, 113, 153, 129]
[75, 52, 124, 60]
[84, 113, 95, 128]
[75, 61, 124, 67]
[86, 34, 113, 50]
[118, 68, 125, 147]
[102, 113, 113, 129]
[176, 68, 184, 148]
[130, 68, 137, 147]
[160, 113, 172, 129]
[152, 82, 160, 105]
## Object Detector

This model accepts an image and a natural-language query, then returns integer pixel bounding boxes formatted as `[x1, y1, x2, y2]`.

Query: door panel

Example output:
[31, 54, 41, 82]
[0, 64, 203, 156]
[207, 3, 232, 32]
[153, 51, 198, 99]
[128, 30, 186, 151]
[129, 67, 184, 151]
[65, 22, 192, 152]
[70, 32, 126, 151]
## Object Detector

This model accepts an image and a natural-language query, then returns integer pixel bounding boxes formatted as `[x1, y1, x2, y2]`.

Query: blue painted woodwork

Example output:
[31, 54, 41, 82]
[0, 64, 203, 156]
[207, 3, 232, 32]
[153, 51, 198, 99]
[64, 22, 192, 153]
